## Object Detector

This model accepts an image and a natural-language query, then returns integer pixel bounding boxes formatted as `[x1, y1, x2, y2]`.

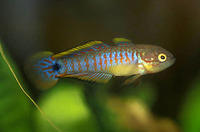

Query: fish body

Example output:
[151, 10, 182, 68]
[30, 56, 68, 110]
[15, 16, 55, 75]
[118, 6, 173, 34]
[26, 38, 175, 89]
[58, 46, 139, 76]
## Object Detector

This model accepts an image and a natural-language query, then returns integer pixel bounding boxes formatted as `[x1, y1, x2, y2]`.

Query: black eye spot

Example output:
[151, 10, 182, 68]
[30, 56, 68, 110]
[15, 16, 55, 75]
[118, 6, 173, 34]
[161, 55, 165, 59]
[52, 63, 60, 71]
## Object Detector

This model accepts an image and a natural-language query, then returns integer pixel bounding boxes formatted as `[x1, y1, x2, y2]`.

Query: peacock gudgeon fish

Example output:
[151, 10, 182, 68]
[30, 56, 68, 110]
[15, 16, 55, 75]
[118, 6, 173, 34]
[26, 38, 175, 89]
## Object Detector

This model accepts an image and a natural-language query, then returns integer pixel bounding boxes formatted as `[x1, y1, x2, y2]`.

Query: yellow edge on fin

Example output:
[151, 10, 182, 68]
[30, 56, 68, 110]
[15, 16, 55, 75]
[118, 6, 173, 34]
[52, 40, 103, 58]
[112, 38, 132, 44]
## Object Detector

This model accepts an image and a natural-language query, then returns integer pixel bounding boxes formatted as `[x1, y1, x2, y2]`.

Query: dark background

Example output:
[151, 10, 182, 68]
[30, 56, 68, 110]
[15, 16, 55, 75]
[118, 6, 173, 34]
[0, 0, 200, 132]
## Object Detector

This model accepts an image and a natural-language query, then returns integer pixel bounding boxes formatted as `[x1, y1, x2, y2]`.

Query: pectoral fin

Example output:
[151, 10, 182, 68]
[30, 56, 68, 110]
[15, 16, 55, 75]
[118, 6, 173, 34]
[122, 74, 141, 86]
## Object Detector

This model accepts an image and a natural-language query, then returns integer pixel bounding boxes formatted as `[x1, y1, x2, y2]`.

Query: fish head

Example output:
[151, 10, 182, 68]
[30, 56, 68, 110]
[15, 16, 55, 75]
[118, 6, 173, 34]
[137, 44, 175, 74]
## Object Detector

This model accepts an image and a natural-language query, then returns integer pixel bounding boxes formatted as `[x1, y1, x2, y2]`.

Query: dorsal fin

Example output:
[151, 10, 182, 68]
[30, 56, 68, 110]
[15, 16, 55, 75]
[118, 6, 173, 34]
[52, 40, 108, 58]
[112, 38, 134, 46]
[66, 43, 109, 58]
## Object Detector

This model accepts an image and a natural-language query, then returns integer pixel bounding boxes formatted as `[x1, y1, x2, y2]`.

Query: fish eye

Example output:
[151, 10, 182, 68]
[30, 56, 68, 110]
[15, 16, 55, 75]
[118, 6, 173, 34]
[158, 53, 167, 62]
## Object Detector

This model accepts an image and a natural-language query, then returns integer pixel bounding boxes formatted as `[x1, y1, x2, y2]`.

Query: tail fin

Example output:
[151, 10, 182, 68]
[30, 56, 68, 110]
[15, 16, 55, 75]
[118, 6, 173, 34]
[25, 51, 59, 90]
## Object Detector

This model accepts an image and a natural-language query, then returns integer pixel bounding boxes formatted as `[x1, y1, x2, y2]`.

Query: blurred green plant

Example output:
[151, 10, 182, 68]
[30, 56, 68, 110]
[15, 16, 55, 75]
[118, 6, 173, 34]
[0, 45, 33, 132]
[179, 74, 200, 132]
[35, 82, 99, 132]
[0, 43, 99, 132]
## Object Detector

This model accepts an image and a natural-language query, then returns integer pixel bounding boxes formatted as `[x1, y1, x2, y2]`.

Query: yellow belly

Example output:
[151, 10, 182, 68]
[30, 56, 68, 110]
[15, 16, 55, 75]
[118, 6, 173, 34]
[109, 64, 139, 76]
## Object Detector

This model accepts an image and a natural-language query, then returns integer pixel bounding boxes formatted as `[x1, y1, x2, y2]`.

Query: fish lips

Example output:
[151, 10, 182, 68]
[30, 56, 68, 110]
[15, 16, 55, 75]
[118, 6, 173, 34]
[169, 57, 176, 65]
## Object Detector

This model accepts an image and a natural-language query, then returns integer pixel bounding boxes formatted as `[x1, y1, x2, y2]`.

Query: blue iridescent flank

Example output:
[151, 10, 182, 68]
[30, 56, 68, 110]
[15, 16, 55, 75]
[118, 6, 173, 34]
[95, 55, 100, 71]
[133, 52, 138, 63]
[80, 58, 87, 71]
[101, 53, 106, 70]
[73, 58, 79, 71]
[56, 44, 140, 75]
[89, 55, 94, 71]
[127, 51, 132, 62]
[67, 59, 73, 72]
[112, 52, 116, 66]
[117, 52, 121, 65]
[122, 51, 126, 64]
[106, 53, 111, 67]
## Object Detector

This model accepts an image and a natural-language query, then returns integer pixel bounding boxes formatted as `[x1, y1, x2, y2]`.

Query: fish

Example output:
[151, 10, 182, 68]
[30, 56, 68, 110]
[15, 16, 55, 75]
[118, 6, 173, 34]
[25, 38, 175, 89]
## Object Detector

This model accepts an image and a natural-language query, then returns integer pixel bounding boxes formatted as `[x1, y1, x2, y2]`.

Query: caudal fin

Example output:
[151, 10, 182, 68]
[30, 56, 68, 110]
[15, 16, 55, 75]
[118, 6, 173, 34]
[25, 51, 59, 90]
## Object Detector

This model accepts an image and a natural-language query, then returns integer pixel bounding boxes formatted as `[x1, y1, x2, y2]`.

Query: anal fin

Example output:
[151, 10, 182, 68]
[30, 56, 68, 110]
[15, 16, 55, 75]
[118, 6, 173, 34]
[57, 73, 113, 83]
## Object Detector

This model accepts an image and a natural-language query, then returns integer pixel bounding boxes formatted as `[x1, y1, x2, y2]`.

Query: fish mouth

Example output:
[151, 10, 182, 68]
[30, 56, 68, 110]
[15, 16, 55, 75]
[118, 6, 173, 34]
[167, 57, 176, 67]
[170, 57, 176, 64]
